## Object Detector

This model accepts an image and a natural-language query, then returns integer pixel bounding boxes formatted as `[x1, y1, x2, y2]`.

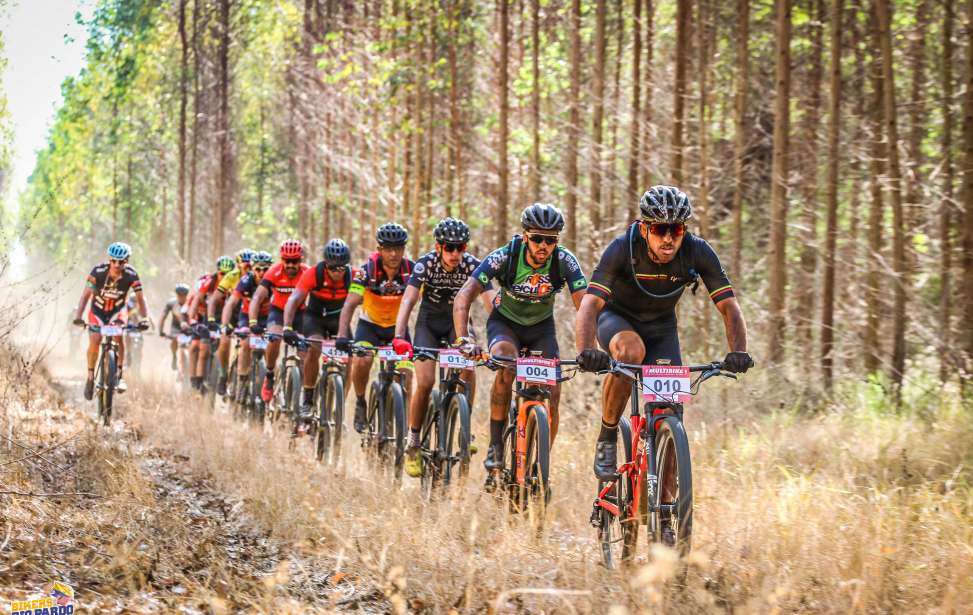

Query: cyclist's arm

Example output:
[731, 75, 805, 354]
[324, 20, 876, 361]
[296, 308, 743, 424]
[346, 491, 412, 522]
[221, 293, 240, 326]
[478, 289, 496, 314]
[452, 278, 483, 339]
[337, 292, 362, 338]
[570, 288, 585, 310]
[75, 287, 93, 321]
[394, 285, 419, 339]
[206, 291, 224, 322]
[283, 287, 307, 328]
[575, 294, 605, 352]
[248, 286, 269, 323]
[187, 292, 203, 323]
[715, 297, 748, 352]
[135, 290, 149, 323]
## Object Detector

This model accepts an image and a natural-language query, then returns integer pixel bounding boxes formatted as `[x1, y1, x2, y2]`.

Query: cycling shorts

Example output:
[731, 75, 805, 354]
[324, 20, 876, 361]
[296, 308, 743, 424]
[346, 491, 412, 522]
[268, 305, 303, 331]
[596, 308, 682, 366]
[302, 312, 341, 340]
[486, 310, 558, 359]
[413, 309, 456, 359]
[354, 319, 409, 347]
[87, 307, 127, 329]
[238, 311, 268, 330]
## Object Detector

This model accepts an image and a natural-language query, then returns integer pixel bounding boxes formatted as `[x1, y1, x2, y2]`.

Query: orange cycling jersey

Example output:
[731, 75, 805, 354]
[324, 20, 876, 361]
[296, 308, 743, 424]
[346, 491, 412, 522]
[349, 252, 414, 328]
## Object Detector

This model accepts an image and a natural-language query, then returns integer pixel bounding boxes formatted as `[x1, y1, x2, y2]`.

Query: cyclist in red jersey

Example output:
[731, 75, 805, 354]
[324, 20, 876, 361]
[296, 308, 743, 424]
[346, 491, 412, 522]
[282, 238, 358, 419]
[184, 255, 234, 392]
[249, 240, 309, 402]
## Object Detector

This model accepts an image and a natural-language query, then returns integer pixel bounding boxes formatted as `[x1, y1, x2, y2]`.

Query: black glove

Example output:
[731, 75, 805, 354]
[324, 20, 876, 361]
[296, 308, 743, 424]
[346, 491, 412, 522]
[282, 328, 300, 346]
[723, 351, 754, 374]
[334, 337, 352, 353]
[158, 329, 166, 337]
[577, 348, 611, 372]
[223, 324, 234, 336]
[72, 318, 85, 327]
[206, 319, 219, 332]
[193, 323, 210, 339]
[138, 319, 151, 331]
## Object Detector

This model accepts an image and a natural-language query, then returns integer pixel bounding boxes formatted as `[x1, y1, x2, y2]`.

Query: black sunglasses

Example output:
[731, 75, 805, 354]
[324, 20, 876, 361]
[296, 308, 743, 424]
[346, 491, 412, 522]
[526, 233, 558, 246]
[253, 266, 270, 273]
[647, 222, 686, 238]
[441, 243, 466, 253]
[282, 258, 301, 265]
[326, 264, 348, 272]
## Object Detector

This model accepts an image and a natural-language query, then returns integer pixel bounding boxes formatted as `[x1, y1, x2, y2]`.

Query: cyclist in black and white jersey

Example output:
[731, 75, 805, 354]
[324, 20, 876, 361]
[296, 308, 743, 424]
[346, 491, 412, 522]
[158, 283, 190, 371]
[392, 218, 494, 478]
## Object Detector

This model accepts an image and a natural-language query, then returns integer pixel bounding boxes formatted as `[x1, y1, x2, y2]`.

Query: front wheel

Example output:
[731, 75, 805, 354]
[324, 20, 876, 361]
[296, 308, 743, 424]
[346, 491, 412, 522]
[516, 404, 550, 524]
[316, 372, 344, 464]
[98, 348, 117, 427]
[442, 393, 472, 486]
[598, 416, 637, 568]
[380, 382, 406, 480]
[653, 416, 693, 555]
[419, 390, 441, 500]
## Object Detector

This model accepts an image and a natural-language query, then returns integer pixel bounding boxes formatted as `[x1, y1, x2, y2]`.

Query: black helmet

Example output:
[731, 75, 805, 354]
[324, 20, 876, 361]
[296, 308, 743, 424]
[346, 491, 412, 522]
[639, 185, 693, 223]
[323, 238, 350, 267]
[433, 217, 471, 244]
[376, 222, 408, 247]
[520, 203, 565, 232]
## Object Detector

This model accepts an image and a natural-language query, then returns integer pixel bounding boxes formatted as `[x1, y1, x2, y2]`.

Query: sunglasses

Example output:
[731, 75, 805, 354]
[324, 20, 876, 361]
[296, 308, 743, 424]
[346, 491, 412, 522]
[526, 233, 558, 246]
[109, 258, 128, 265]
[647, 222, 686, 238]
[282, 258, 301, 265]
[326, 264, 348, 272]
[441, 243, 466, 253]
[253, 266, 270, 273]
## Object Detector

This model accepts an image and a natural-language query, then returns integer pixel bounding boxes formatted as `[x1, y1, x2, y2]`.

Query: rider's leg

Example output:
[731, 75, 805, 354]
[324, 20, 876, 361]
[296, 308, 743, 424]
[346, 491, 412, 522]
[488, 339, 517, 439]
[239, 344, 252, 376]
[603, 331, 646, 424]
[408, 359, 436, 433]
[196, 339, 211, 378]
[217, 335, 231, 374]
[350, 354, 372, 398]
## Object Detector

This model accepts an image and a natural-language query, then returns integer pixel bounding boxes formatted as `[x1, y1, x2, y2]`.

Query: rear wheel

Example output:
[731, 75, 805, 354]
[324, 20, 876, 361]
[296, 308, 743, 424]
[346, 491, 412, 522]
[653, 417, 693, 555]
[316, 373, 344, 464]
[227, 359, 239, 416]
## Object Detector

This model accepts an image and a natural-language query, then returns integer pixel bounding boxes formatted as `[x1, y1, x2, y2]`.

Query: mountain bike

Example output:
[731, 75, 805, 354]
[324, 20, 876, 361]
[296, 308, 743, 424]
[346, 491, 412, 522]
[124, 325, 144, 378]
[413, 345, 474, 499]
[241, 332, 268, 425]
[224, 328, 246, 419]
[266, 332, 303, 428]
[283, 335, 348, 465]
[353, 342, 408, 480]
[589, 360, 737, 567]
[89, 321, 149, 426]
[481, 353, 578, 522]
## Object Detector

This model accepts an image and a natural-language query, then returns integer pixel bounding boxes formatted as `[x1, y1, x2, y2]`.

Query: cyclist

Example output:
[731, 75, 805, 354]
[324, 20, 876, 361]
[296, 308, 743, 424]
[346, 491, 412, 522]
[391, 217, 494, 478]
[249, 240, 308, 403]
[208, 248, 254, 395]
[158, 282, 191, 371]
[335, 223, 415, 433]
[283, 238, 357, 420]
[574, 185, 753, 480]
[453, 204, 588, 478]
[72, 242, 150, 400]
[224, 250, 273, 391]
[185, 255, 235, 392]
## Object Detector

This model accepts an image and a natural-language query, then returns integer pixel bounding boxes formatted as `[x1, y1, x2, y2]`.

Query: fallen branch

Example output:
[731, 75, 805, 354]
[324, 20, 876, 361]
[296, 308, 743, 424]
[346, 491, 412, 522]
[0, 428, 84, 470]
[0, 488, 101, 498]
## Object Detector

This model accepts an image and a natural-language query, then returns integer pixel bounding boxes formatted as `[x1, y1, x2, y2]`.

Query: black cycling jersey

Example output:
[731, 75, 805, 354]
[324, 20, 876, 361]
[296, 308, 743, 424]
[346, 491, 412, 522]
[85, 263, 143, 316]
[408, 251, 481, 316]
[587, 230, 734, 323]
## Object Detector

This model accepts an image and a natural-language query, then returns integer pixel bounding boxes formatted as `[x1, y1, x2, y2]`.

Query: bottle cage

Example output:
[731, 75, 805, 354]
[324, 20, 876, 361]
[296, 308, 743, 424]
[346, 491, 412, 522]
[627, 222, 699, 300]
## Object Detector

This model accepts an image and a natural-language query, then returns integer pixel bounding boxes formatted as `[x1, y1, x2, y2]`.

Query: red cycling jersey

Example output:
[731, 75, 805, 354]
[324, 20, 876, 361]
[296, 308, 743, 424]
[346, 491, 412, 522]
[296, 263, 360, 317]
[259, 262, 309, 310]
[190, 272, 221, 319]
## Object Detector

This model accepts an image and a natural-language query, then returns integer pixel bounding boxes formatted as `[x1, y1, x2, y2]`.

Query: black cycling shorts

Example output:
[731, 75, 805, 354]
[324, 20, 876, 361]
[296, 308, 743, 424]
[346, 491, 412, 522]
[354, 319, 409, 347]
[413, 309, 455, 358]
[486, 310, 558, 359]
[596, 309, 682, 366]
[268, 305, 303, 330]
[303, 312, 340, 340]
[238, 311, 267, 330]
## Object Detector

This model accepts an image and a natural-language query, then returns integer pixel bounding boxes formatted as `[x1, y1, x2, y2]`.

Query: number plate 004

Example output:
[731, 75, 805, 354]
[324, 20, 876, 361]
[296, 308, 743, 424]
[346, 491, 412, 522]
[516, 357, 558, 385]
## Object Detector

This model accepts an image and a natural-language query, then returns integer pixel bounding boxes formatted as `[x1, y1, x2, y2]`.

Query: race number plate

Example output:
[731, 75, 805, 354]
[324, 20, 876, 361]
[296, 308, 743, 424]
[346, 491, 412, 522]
[248, 336, 268, 350]
[100, 325, 123, 336]
[127, 330, 142, 339]
[209, 330, 221, 339]
[377, 346, 408, 362]
[319, 340, 348, 362]
[641, 365, 691, 403]
[516, 357, 558, 385]
[177, 334, 192, 345]
[439, 349, 474, 369]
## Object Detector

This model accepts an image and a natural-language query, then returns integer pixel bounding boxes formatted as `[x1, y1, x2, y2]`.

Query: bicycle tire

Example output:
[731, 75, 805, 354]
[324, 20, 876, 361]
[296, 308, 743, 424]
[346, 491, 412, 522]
[100, 349, 117, 427]
[419, 390, 441, 500]
[366, 381, 381, 453]
[286, 364, 302, 423]
[516, 404, 550, 522]
[316, 372, 344, 464]
[443, 392, 472, 487]
[385, 382, 406, 480]
[598, 416, 637, 569]
[253, 355, 267, 424]
[205, 347, 218, 409]
[227, 359, 239, 416]
[653, 416, 693, 555]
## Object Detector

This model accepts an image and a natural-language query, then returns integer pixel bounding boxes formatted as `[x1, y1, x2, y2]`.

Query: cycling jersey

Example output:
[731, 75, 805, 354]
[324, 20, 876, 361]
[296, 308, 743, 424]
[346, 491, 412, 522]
[85, 263, 143, 317]
[217, 267, 244, 295]
[472, 238, 586, 326]
[190, 272, 221, 319]
[587, 230, 734, 323]
[349, 253, 415, 328]
[296, 262, 359, 318]
[233, 272, 270, 318]
[259, 262, 309, 310]
[408, 251, 482, 317]
[160, 297, 185, 333]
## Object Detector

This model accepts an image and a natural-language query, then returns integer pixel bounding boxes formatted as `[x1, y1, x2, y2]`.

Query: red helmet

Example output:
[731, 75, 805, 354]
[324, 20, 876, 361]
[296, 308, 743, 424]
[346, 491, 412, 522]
[279, 239, 304, 259]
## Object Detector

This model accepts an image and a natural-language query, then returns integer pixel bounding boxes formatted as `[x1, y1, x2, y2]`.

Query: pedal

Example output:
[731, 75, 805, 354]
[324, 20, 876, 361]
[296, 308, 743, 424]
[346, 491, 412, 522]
[589, 503, 602, 528]
[484, 471, 499, 494]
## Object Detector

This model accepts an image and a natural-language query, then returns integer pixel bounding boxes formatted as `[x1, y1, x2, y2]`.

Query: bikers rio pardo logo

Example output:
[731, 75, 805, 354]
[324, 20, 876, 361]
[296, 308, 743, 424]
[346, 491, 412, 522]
[9, 581, 74, 615]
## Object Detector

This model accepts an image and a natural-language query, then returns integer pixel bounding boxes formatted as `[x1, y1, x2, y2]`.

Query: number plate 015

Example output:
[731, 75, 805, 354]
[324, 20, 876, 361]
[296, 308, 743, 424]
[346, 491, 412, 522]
[641, 365, 691, 403]
[439, 349, 474, 369]
[516, 357, 558, 385]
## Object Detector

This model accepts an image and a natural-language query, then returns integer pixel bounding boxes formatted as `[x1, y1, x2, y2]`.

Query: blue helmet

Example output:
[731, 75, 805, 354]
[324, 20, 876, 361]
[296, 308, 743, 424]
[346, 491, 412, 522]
[323, 238, 350, 267]
[107, 242, 132, 260]
[235, 248, 255, 265]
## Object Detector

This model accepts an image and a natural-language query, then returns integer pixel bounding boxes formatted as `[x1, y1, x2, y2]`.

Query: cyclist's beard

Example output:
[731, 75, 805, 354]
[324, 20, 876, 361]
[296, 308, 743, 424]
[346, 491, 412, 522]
[526, 244, 551, 266]
[648, 241, 677, 264]
[283, 264, 299, 277]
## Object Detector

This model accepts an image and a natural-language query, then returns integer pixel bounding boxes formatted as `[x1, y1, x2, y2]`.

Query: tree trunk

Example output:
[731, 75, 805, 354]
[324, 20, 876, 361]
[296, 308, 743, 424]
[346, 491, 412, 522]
[604, 0, 624, 229]
[187, 0, 201, 262]
[671, 0, 690, 185]
[961, 0, 973, 372]
[766, 0, 792, 364]
[695, 0, 715, 238]
[566, 0, 581, 246]
[213, 0, 231, 257]
[904, 0, 929, 271]
[529, 0, 541, 201]
[940, 0, 954, 381]
[864, 2, 885, 374]
[588, 0, 607, 249]
[820, 0, 842, 391]
[731, 0, 749, 277]
[874, 0, 907, 391]
[177, 0, 188, 260]
[626, 0, 642, 203]
[496, 0, 510, 244]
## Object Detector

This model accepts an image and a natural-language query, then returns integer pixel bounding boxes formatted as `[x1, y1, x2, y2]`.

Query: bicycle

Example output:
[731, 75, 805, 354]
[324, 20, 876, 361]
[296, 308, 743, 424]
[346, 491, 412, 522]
[413, 345, 474, 499]
[480, 352, 578, 522]
[283, 335, 348, 465]
[88, 321, 149, 426]
[124, 322, 147, 377]
[266, 332, 303, 428]
[240, 331, 269, 425]
[589, 360, 737, 568]
[352, 342, 408, 479]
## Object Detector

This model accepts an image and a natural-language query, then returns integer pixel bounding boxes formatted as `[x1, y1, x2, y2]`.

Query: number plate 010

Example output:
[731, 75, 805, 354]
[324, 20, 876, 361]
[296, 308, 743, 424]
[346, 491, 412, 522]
[516, 357, 558, 385]
[439, 349, 474, 369]
[641, 365, 691, 403]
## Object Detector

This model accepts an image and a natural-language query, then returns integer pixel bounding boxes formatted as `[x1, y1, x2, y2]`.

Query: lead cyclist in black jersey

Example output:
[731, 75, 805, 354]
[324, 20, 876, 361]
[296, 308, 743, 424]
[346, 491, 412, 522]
[574, 186, 753, 479]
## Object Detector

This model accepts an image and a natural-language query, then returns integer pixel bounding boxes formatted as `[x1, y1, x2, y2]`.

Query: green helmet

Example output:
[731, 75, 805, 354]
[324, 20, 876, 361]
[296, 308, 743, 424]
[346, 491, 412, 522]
[216, 255, 235, 273]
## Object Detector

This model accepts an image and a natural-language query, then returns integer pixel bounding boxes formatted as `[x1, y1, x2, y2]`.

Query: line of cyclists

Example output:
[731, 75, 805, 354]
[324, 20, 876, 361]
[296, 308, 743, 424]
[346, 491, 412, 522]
[74, 185, 753, 486]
